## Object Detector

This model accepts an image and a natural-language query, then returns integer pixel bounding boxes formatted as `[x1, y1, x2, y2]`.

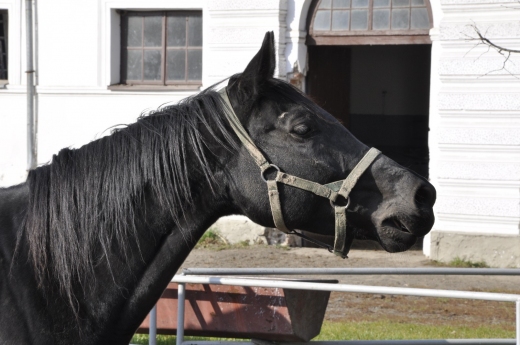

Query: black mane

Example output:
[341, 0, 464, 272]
[23, 88, 238, 310]
[22, 77, 320, 313]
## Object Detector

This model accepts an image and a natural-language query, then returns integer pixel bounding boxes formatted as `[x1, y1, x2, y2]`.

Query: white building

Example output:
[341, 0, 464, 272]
[0, 0, 519, 267]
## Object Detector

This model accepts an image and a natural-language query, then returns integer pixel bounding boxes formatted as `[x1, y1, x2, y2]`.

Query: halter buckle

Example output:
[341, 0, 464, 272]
[261, 164, 281, 182]
[330, 196, 350, 209]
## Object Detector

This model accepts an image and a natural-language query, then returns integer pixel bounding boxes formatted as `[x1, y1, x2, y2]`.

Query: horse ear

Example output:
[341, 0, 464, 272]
[243, 31, 276, 83]
[231, 31, 275, 101]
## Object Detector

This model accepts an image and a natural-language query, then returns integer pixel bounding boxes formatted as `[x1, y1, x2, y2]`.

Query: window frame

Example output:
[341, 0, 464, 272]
[307, 0, 433, 45]
[0, 9, 8, 83]
[119, 10, 202, 88]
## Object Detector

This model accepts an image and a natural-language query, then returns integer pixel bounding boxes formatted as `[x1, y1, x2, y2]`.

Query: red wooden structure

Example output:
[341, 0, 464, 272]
[137, 280, 335, 342]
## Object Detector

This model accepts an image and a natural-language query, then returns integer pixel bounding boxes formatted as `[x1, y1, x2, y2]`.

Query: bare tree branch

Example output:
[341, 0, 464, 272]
[463, 20, 520, 78]
[473, 25, 520, 54]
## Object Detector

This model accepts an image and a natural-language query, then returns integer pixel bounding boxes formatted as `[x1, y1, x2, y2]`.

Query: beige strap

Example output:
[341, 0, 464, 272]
[338, 148, 381, 199]
[333, 206, 348, 257]
[275, 171, 338, 201]
[218, 87, 287, 233]
[267, 180, 290, 233]
[333, 209, 355, 258]
[331, 148, 379, 258]
[218, 88, 270, 171]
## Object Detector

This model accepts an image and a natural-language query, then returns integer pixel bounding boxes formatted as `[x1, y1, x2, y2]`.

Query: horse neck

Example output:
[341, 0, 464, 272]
[59, 179, 231, 345]
[23, 144, 235, 344]
[93, 122, 239, 341]
[97, 188, 229, 344]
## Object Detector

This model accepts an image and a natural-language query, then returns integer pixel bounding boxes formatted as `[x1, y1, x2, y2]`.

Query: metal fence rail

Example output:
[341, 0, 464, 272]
[144, 268, 520, 345]
[182, 267, 520, 276]
[172, 275, 520, 302]
[180, 341, 517, 345]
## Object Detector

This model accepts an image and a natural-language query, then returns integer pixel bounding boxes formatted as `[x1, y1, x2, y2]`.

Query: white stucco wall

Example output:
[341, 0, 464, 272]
[425, 0, 520, 265]
[0, 0, 288, 187]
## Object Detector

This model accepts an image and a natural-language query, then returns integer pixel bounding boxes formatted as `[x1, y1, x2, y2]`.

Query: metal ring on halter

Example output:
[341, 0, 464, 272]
[330, 196, 350, 209]
[261, 164, 281, 182]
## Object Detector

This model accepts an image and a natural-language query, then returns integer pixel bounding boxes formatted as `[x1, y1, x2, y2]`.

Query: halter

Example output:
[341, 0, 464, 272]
[218, 88, 380, 258]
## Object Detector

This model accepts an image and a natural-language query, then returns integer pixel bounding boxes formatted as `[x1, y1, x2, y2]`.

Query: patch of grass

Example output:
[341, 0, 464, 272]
[449, 257, 489, 268]
[131, 334, 235, 345]
[195, 228, 228, 249]
[430, 256, 489, 268]
[274, 244, 291, 251]
[315, 320, 514, 340]
[131, 334, 173, 345]
[236, 240, 251, 248]
[195, 229, 256, 251]
[131, 320, 514, 344]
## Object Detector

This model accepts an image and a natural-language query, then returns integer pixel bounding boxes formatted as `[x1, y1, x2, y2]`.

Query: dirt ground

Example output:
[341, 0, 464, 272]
[180, 246, 520, 331]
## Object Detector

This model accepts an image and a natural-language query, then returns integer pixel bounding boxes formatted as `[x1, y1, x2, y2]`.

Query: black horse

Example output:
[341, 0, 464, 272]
[0, 32, 435, 345]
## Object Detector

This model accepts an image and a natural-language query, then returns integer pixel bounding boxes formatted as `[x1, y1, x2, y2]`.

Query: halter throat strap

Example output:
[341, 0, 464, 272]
[218, 88, 380, 258]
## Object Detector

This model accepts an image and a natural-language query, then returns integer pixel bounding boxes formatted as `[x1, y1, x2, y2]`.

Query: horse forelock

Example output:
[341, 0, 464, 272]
[23, 88, 238, 313]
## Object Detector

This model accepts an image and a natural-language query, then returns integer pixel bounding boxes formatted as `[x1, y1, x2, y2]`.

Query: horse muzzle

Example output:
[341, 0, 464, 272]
[374, 176, 436, 252]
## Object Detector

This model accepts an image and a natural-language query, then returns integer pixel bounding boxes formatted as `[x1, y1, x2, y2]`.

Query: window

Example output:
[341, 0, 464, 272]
[308, 0, 432, 45]
[120, 11, 202, 88]
[0, 10, 7, 81]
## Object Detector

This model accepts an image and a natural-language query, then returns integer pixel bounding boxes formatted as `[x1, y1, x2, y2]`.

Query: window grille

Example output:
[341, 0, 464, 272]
[120, 11, 202, 87]
[308, 0, 432, 45]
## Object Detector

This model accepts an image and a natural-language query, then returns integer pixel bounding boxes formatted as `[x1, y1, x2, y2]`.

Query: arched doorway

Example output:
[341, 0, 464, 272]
[306, 0, 433, 178]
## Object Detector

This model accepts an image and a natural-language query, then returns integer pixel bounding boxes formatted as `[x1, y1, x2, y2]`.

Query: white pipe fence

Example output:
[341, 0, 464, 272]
[144, 268, 520, 345]
[173, 275, 520, 302]
[181, 268, 520, 276]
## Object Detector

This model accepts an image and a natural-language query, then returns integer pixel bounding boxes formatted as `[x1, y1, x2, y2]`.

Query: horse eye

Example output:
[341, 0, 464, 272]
[292, 124, 311, 136]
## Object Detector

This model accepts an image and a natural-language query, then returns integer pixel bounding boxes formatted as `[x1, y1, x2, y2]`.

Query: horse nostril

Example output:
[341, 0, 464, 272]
[414, 183, 436, 208]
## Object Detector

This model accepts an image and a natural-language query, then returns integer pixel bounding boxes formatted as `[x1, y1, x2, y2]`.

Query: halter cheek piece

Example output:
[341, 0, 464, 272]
[218, 88, 380, 258]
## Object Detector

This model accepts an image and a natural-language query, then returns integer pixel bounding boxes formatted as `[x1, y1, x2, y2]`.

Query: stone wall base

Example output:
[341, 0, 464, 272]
[210, 216, 302, 246]
[430, 231, 520, 268]
[211, 217, 267, 245]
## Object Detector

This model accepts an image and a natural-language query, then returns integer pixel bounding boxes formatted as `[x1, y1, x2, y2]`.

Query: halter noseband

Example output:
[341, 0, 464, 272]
[218, 88, 380, 258]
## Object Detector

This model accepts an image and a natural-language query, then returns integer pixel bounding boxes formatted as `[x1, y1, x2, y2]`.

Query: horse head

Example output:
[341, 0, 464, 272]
[223, 32, 436, 254]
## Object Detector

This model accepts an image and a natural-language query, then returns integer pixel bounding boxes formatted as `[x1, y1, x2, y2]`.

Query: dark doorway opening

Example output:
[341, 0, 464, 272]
[307, 44, 431, 178]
